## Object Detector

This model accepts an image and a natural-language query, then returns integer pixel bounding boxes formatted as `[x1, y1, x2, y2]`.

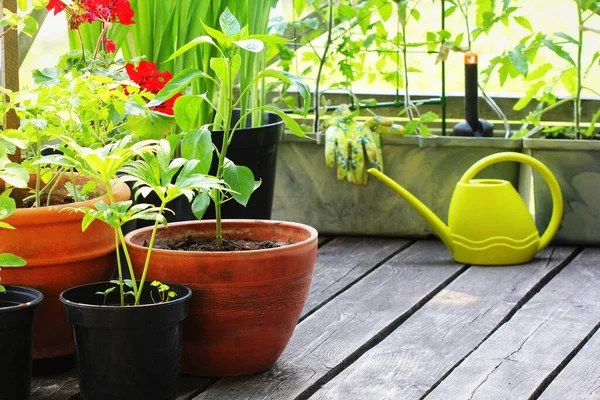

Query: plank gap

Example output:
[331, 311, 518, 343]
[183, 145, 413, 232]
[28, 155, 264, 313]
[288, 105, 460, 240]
[529, 314, 600, 399]
[181, 378, 219, 400]
[418, 246, 584, 400]
[298, 239, 417, 324]
[294, 264, 470, 400]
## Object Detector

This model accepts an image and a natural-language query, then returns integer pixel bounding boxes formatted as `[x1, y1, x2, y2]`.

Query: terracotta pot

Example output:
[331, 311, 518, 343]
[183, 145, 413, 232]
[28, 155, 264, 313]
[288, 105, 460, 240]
[125, 220, 318, 376]
[0, 175, 130, 358]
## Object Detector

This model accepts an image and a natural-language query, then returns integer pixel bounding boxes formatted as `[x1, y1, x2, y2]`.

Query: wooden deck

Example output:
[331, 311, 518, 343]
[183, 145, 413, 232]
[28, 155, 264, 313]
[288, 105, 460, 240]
[31, 237, 600, 400]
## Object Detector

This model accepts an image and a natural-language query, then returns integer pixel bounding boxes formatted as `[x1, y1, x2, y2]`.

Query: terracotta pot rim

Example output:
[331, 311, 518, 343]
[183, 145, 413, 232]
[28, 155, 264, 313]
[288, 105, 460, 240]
[7, 179, 130, 225]
[125, 219, 319, 257]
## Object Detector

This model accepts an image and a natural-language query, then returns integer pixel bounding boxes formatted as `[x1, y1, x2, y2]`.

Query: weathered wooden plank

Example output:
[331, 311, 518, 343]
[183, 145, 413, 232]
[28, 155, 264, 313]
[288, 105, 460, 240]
[537, 322, 600, 399]
[192, 241, 464, 400]
[302, 236, 411, 318]
[318, 236, 333, 247]
[30, 370, 212, 400]
[423, 248, 600, 400]
[310, 247, 578, 399]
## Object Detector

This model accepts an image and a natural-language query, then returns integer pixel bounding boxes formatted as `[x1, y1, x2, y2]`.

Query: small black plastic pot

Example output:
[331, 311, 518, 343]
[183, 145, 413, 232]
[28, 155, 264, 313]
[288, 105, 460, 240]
[0, 285, 43, 400]
[60, 282, 192, 400]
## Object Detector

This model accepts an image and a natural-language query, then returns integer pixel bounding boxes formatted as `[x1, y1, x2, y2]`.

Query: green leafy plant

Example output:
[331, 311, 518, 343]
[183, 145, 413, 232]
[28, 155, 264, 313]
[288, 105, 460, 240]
[483, 0, 600, 139]
[148, 8, 311, 247]
[44, 137, 227, 305]
[72, 0, 283, 129]
[0, 194, 27, 294]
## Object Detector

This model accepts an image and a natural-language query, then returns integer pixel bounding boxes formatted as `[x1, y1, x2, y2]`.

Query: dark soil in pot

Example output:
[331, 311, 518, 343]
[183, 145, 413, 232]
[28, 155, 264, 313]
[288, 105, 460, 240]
[153, 236, 286, 252]
[60, 281, 191, 400]
[0, 285, 43, 400]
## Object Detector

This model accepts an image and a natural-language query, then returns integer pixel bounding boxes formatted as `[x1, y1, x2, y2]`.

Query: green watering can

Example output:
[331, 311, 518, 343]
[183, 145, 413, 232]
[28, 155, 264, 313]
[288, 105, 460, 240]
[369, 152, 563, 266]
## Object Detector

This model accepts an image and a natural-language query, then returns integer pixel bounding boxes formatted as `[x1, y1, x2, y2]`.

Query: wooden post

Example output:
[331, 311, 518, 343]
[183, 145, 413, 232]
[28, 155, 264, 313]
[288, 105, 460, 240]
[1, 0, 21, 162]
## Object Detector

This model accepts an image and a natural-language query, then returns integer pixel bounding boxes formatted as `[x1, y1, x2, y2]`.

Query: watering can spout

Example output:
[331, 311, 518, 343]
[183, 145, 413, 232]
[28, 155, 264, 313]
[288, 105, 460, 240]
[368, 168, 454, 251]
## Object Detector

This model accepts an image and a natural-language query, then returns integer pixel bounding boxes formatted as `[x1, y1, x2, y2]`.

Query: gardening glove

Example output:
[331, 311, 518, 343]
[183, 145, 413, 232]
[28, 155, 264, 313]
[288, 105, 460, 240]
[364, 116, 406, 136]
[325, 120, 383, 186]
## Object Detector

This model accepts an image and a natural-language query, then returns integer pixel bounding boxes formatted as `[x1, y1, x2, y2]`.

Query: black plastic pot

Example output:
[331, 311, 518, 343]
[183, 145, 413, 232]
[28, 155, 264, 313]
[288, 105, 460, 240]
[206, 109, 284, 220]
[0, 285, 43, 400]
[60, 281, 192, 400]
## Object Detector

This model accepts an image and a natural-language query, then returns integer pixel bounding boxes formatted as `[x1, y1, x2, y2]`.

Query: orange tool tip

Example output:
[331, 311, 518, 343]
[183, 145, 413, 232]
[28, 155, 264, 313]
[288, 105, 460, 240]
[464, 52, 478, 65]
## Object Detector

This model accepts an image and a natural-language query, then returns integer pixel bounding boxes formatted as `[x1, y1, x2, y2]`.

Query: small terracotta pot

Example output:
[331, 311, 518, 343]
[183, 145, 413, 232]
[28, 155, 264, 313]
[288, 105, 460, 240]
[0, 176, 130, 358]
[125, 220, 318, 376]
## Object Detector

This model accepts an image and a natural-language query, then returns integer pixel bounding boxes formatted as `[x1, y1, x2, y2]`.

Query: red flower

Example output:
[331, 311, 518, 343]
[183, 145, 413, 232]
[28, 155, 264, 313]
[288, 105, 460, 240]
[103, 38, 116, 53]
[46, 0, 67, 15]
[125, 61, 181, 115]
[48, 0, 135, 26]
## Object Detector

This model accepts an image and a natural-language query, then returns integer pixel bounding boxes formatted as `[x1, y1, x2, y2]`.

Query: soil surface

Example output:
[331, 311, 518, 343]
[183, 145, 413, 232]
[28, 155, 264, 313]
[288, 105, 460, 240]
[153, 236, 287, 252]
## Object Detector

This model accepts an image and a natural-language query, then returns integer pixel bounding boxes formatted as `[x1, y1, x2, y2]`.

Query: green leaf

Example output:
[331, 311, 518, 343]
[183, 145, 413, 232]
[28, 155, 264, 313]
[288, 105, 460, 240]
[513, 81, 545, 111]
[174, 95, 203, 132]
[219, 7, 241, 37]
[541, 39, 575, 66]
[233, 39, 264, 53]
[560, 67, 578, 95]
[0, 163, 29, 188]
[201, 22, 231, 46]
[192, 192, 211, 220]
[81, 213, 96, 232]
[555, 32, 579, 45]
[526, 63, 553, 81]
[0, 253, 26, 267]
[513, 16, 533, 32]
[165, 36, 217, 62]
[223, 162, 255, 207]
[0, 196, 16, 221]
[405, 120, 420, 135]
[255, 70, 311, 115]
[32, 0, 48, 9]
[294, 0, 306, 17]
[210, 58, 228, 87]
[420, 111, 439, 123]
[17, 0, 28, 11]
[0, 221, 15, 230]
[147, 69, 208, 107]
[181, 128, 213, 175]
[32, 68, 59, 85]
[509, 45, 529, 75]
[338, 4, 356, 20]
[258, 105, 307, 137]
[379, 2, 393, 21]
[21, 16, 38, 36]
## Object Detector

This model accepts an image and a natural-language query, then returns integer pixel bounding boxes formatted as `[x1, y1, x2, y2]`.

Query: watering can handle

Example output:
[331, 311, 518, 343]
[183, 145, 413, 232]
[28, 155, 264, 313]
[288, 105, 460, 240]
[459, 152, 563, 252]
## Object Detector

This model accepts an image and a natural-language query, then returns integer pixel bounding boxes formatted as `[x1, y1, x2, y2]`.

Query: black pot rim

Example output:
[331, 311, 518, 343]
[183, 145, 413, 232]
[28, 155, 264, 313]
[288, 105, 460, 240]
[59, 281, 192, 311]
[210, 109, 284, 134]
[0, 285, 44, 313]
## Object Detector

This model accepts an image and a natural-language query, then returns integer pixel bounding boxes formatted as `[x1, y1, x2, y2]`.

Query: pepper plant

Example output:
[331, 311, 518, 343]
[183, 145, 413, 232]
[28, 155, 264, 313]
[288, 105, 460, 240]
[43, 137, 227, 305]
[147, 8, 311, 247]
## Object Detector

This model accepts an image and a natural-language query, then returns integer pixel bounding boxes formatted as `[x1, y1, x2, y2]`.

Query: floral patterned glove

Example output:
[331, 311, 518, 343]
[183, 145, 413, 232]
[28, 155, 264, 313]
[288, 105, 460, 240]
[325, 117, 383, 186]
[364, 116, 405, 136]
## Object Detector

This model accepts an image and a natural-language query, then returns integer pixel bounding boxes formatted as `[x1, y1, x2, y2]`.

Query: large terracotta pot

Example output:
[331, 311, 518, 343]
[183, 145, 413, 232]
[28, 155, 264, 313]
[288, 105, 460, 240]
[125, 220, 318, 376]
[0, 176, 130, 358]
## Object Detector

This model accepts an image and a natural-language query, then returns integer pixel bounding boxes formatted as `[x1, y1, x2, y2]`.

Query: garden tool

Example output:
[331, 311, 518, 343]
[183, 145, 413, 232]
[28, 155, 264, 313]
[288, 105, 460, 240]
[325, 105, 384, 185]
[368, 152, 563, 265]
[452, 52, 494, 137]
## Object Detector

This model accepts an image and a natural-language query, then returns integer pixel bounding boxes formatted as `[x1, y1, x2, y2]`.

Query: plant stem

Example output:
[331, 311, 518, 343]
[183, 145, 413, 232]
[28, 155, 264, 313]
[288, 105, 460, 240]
[70, 169, 79, 203]
[118, 228, 138, 292]
[34, 129, 41, 208]
[114, 228, 125, 306]
[575, 4, 584, 139]
[313, 0, 333, 133]
[92, 23, 110, 61]
[46, 170, 65, 207]
[134, 202, 166, 305]
[214, 58, 234, 248]
[77, 27, 86, 64]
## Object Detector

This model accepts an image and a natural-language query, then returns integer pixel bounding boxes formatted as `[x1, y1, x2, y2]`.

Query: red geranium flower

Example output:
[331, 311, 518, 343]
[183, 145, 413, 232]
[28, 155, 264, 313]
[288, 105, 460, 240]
[103, 38, 116, 53]
[125, 61, 181, 115]
[47, 0, 135, 26]
[46, 0, 67, 15]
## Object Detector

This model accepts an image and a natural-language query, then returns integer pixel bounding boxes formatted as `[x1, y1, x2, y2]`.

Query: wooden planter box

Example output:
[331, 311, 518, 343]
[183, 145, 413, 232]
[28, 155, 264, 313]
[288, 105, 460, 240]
[524, 138, 600, 245]
[273, 134, 522, 237]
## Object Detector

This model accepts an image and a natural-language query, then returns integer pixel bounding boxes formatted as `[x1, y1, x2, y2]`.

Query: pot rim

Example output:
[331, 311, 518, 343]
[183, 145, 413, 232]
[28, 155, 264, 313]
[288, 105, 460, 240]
[211, 109, 284, 133]
[59, 281, 192, 311]
[7, 179, 130, 225]
[124, 219, 319, 258]
[0, 285, 44, 313]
